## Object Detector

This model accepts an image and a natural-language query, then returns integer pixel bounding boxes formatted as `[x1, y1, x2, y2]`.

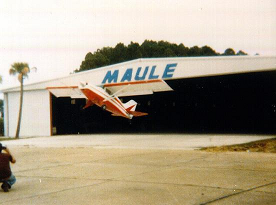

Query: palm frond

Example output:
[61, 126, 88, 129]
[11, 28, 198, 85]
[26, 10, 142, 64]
[9, 68, 17, 76]
[32, 67, 37, 72]
[22, 67, 30, 75]
[10, 62, 30, 74]
[9, 62, 35, 82]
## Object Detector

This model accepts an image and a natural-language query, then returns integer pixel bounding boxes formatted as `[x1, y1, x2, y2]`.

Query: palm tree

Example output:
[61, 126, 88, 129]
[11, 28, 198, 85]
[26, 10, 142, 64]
[9, 63, 36, 138]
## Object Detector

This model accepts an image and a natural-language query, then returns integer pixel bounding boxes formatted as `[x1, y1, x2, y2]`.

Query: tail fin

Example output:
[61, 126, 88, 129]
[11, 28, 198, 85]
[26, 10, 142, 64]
[124, 100, 137, 112]
[124, 100, 148, 117]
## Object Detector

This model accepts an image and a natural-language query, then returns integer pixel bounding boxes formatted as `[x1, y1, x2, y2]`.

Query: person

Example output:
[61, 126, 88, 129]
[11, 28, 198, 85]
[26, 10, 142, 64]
[0, 143, 16, 192]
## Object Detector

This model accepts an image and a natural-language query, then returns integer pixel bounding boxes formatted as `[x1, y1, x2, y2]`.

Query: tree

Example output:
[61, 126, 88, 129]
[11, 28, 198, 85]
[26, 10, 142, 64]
[9, 63, 36, 138]
[236, 50, 248, 55]
[176, 43, 189, 57]
[223, 48, 236, 56]
[92, 52, 110, 68]
[74, 40, 248, 73]
[112, 43, 128, 64]
[201, 46, 218, 56]
[188, 46, 201, 56]
[164, 48, 176, 57]
[141, 40, 159, 57]
[127, 42, 142, 60]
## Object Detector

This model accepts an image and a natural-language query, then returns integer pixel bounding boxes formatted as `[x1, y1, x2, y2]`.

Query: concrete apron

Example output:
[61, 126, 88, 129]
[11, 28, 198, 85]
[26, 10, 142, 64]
[0, 135, 275, 204]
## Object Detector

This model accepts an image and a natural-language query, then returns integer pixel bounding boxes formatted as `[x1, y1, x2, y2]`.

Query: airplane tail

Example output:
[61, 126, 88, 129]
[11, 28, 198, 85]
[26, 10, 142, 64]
[123, 100, 137, 111]
[83, 100, 93, 109]
[124, 100, 148, 117]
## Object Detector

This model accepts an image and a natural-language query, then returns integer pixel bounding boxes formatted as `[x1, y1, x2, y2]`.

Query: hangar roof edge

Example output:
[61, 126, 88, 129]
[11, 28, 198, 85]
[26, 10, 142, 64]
[1, 55, 276, 93]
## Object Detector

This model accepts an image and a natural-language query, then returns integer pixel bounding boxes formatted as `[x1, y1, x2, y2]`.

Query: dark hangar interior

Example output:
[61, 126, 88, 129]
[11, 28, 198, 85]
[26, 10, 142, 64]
[51, 70, 276, 135]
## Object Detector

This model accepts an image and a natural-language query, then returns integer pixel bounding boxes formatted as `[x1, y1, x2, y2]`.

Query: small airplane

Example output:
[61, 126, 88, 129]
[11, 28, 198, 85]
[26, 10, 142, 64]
[47, 79, 173, 119]
[79, 82, 147, 119]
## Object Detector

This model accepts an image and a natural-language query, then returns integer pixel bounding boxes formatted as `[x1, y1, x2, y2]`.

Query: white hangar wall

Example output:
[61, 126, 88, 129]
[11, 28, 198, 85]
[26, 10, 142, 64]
[4, 89, 51, 137]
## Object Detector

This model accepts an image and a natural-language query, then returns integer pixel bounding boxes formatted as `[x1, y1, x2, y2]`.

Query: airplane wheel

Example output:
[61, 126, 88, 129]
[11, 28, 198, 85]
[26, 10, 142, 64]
[101, 105, 106, 111]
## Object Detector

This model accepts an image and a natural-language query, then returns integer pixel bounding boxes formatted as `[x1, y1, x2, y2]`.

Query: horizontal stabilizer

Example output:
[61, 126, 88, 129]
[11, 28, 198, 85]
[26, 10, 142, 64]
[111, 114, 121, 117]
[129, 110, 148, 117]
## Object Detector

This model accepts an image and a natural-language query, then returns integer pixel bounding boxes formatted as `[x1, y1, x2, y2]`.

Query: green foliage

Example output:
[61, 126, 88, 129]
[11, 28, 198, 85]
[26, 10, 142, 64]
[75, 40, 247, 73]
[236, 50, 248, 55]
[79, 52, 110, 71]
[223, 48, 236, 56]
[10, 62, 30, 77]
[127, 42, 142, 60]
[201, 46, 218, 56]
[187, 46, 202, 56]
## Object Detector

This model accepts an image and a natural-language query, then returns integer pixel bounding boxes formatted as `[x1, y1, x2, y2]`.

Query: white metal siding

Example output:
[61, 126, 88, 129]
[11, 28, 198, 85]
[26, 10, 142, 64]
[2, 56, 275, 93]
[6, 90, 50, 137]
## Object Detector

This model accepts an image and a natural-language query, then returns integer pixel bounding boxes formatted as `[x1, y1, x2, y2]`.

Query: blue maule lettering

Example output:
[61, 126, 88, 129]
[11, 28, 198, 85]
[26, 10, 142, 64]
[162, 63, 177, 79]
[102, 70, 119, 84]
[148, 66, 159, 79]
[135, 66, 149, 81]
[121, 68, 133, 82]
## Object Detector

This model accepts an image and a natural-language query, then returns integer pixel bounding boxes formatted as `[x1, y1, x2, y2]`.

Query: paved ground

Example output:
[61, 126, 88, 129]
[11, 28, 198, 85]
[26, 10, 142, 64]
[2, 134, 275, 149]
[0, 134, 276, 204]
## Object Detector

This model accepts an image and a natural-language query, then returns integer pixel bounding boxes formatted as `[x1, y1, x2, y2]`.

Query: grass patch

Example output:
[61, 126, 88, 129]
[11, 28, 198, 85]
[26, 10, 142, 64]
[0, 137, 17, 142]
[201, 138, 276, 153]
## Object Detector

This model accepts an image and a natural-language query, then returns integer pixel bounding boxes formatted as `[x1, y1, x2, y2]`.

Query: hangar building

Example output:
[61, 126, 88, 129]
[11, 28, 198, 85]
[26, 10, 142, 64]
[1, 56, 276, 137]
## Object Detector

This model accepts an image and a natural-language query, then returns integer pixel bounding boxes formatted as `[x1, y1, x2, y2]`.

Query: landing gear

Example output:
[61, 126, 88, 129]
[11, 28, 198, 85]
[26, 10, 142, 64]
[101, 105, 106, 111]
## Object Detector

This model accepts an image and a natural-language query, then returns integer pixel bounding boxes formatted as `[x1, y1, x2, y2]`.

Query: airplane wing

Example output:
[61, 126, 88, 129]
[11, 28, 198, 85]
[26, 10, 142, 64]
[103, 79, 173, 97]
[47, 86, 86, 98]
[47, 79, 173, 98]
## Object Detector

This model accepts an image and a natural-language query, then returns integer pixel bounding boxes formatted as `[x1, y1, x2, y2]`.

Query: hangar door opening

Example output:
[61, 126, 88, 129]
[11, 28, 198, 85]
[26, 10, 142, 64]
[51, 95, 138, 135]
[51, 70, 276, 135]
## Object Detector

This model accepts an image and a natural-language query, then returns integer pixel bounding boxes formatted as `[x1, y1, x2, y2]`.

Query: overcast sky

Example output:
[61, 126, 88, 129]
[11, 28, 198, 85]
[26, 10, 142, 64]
[0, 0, 275, 94]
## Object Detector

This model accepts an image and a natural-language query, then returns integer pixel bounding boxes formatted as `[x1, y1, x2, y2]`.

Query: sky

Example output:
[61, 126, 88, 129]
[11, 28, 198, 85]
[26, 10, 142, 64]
[0, 0, 275, 96]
